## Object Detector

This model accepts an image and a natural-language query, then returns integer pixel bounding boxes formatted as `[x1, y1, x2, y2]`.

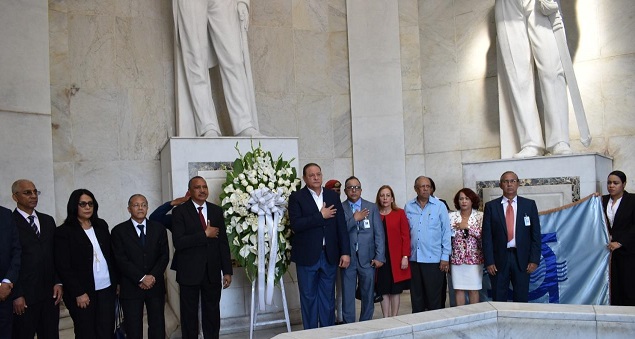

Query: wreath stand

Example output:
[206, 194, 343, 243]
[249, 277, 291, 339]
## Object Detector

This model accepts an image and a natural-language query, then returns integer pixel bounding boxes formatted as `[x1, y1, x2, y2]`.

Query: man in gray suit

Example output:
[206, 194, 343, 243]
[341, 176, 385, 323]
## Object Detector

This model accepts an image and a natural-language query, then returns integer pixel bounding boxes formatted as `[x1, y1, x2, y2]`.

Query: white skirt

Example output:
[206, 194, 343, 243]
[451, 264, 483, 290]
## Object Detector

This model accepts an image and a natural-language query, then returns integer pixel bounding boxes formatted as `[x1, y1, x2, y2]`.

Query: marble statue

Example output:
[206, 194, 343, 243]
[496, 0, 588, 158]
[173, 0, 260, 137]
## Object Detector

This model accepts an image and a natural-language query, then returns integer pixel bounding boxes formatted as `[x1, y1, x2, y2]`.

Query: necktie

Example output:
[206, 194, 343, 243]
[137, 224, 146, 246]
[197, 206, 207, 230]
[28, 215, 39, 237]
[506, 199, 514, 242]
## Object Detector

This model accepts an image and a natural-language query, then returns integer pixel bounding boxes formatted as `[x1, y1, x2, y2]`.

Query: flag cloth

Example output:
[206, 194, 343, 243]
[529, 194, 609, 304]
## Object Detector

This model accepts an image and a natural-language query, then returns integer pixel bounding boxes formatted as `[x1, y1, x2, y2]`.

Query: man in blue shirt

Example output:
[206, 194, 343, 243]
[405, 176, 451, 312]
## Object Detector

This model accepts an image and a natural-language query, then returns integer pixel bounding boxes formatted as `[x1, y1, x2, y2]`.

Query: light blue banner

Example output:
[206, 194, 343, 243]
[529, 195, 609, 304]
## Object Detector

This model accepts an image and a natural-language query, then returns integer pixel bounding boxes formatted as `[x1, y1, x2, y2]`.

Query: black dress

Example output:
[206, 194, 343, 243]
[376, 216, 409, 295]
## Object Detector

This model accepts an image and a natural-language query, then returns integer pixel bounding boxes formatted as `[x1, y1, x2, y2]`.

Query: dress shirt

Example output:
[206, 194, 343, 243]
[131, 218, 146, 237]
[502, 196, 517, 248]
[192, 200, 208, 224]
[16, 208, 40, 234]
[84, 227, 111, 290]
[405, 196, 451, 263]
[606, 196, 622, 228]
[308, 187, 324, 211]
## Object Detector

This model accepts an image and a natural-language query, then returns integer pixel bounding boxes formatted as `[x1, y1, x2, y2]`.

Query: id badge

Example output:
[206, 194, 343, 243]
[524, 215, 531, 226]
[363, 219, 371, 229]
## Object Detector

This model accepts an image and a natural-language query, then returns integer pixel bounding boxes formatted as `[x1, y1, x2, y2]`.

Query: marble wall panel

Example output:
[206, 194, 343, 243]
[66, 0, 115, 15]
[294, 30, 330, 95]
[118, 88, 171, 160]
[328, 0, 347, 33]
[333, 157, 353, 185]
[422, 84, 461, 153]
[115, 16, 165, 89]
[299, 158, 334, 182]
[114, 0, 165, 19]
[607, 136, 635, 176]
[332, 94, 352, 158]
[49, 8, 70, 87]
[0, 111, 55, 214]
[249, 27, 294, 93]
[399, 0, 419, 28]
[568, 59, 604, 141]
[601, 55, 635, 137]
[117, 159, 162, 210]
[53, 162, 74, 221]
[460, 147, 500, 164]
[403, 89, 424, 155]
[424, 151, 463, 203]
[254, 91, 298, 137]
[50, 86, 74, 162]
[296, 94, 334, 159]
[563, 0, 600, 63]
[329, 31, 350, 94]
[598, 0, 635, 57]
[251, 0, 292, 28]
[70, 87, 125, 161]
[455, 0, 496, 82]
[458, 78, 499, 150]
[69, 14, 117, 89]
[0, 0, 50, 114]
[418, 0, 456, 88]
[401, 25, 423, 91]
[292, 0, 328, 32]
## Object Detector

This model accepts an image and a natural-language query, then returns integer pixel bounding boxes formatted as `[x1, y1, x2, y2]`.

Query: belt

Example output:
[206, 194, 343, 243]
[507, 247, 517, 252]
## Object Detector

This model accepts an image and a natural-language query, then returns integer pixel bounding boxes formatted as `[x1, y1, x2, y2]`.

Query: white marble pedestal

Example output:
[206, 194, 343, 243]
[159, 137, 302, 337]
[462, 153, 613, 210]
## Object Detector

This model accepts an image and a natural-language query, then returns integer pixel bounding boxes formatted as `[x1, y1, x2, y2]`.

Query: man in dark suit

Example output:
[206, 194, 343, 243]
[1, 205, 21, 338]
[112, 194, 169, 339]
[341, 176, 385, 323]
[288, 163, 350, 329]
[171, 176, 232, 339]
[10, 179, 62, 339]
[482, 171, 542, 302]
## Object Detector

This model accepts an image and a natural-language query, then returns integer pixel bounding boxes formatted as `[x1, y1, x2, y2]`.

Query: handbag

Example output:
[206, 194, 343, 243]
[113, 297, 126, 339]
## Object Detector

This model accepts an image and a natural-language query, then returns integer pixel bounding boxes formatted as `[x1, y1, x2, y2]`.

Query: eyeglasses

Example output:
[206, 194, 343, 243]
[16, 190, 41, 197]
[501, 179, 518, 184]
[345, 185, 361, 191]
[130, 203, 148, 208]
[78, 201, 94, 208]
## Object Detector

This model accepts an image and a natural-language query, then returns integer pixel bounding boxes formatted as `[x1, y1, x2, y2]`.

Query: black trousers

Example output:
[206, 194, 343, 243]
[179, 276, 222, 339]
[0, 298, 13, 339]
[121, 293, 165, 339]
[64, 285, 116, 339]
[410, 262, 445, 312]
[12, 298, 60, 339]
[490, 249, 529, 302]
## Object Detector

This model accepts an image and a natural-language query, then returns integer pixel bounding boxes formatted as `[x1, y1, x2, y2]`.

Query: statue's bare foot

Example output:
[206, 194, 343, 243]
[550, 142, 572, 155]
[513, 146, 544, 158]
[202, 129, 220, 137]
[237, 127, 264, 137]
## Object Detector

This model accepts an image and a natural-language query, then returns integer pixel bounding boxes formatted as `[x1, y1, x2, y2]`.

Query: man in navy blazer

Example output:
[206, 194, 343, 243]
[482, 171, 541, 302]
[11, 179, 62, 339]
[112, 194, 169, 339]
[0, 205, 21, 338]
[288, 163, 350, 329]
[171, 176, 232, 339]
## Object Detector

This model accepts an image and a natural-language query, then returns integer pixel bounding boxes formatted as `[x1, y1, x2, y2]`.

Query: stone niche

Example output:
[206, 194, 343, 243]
[462, 153, 613, 210]
[159, 137, 301, 335]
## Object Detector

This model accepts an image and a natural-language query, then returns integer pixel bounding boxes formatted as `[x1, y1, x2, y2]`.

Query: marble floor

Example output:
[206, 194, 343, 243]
[59, 291, 415, 339]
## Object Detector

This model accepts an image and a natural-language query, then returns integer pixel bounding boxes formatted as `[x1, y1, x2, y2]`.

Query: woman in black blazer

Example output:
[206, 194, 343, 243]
[55, 189, 117, 338]
[602, 170, 635, 306]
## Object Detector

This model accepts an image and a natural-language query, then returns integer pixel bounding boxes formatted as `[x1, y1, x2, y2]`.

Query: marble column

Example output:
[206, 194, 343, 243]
[0, 0, 54, 212]
[346, 0, 407, 201]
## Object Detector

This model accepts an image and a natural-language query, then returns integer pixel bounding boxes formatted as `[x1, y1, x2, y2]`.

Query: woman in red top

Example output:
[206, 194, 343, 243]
[375, 185, 411, 317]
